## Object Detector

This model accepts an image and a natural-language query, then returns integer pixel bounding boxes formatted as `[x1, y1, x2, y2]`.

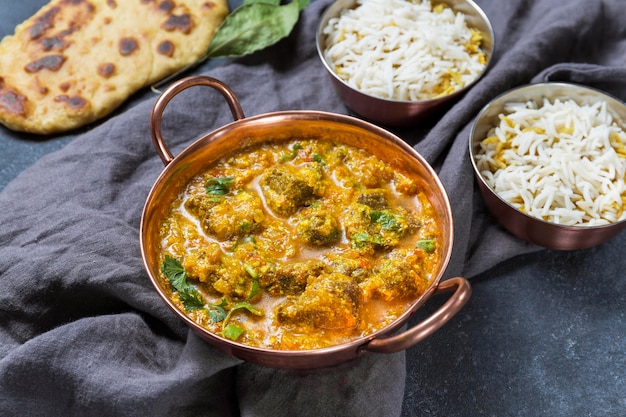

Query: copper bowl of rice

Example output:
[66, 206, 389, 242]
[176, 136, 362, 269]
[469, 82, 626, 250]
[316, 0, 494, 127]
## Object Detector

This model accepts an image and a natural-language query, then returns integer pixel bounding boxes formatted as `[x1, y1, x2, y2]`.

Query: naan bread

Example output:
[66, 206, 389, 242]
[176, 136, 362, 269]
[0, 0, 229, 135]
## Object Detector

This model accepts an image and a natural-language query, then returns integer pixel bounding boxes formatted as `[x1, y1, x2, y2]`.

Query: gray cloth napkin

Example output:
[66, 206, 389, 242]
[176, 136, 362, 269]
[1, 0, 626, 416]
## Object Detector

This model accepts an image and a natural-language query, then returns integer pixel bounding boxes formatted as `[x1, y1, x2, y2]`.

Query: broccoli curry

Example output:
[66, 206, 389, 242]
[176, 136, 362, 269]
[158, 139, 442, 350]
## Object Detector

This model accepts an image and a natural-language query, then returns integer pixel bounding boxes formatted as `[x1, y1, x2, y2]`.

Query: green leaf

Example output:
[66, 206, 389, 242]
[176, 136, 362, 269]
[161, 255, 188, 292]
[244, 263, 258, 279]
[206, 0, 310, 58]
[370, 210, 403, 231]
[280, 142, 303, 162]
[207, 300, 228, 323]
[161, 256, 208, 311]
[179, 288, 206, 311]
[244, 0, 280, 5]
[239, 220, 253, 232]
[205, 176, 234, 196]
[351, 232, 369, 248]
[220, 299, 264, 340]
[230, 235, 257, 252]
[416, 239, 436, 253]
[221, 300, 263, 332]
[351, 231, 383, 248]
[232, 301, 264, 317]
[223, 323, 246, 340]
[247, 280, 260, 301]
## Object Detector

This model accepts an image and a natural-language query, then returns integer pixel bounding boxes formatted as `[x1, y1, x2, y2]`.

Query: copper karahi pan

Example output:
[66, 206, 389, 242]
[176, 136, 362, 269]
[141, 76, 471, 369]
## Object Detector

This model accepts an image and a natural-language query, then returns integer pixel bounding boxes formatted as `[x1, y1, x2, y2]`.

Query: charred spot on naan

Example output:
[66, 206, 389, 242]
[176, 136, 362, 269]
[0, 79, 28, 117]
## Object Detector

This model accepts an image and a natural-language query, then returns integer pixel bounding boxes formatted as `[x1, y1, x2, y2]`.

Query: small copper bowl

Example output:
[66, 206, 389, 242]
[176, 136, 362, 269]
[469, 82, 626, 250]
[316, 0, 494, 126]
[141, 75, 471, 369]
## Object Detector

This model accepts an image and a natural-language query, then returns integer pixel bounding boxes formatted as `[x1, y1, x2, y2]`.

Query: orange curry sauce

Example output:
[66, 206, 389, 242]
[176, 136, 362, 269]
[159, 139, 441, 350]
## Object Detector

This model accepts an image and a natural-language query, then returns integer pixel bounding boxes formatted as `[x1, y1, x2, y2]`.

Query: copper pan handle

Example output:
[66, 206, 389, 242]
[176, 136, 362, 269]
[361, 277, 471, 354]
[149, 76, 245, 165]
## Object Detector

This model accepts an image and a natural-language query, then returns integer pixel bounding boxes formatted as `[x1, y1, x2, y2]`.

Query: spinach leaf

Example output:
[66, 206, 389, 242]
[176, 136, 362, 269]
[206, 0, 310, 58]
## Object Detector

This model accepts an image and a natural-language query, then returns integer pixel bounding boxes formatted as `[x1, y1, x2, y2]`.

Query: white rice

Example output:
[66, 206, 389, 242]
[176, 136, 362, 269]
[322, 0, 487, 101]
[474, 98, 626, 226]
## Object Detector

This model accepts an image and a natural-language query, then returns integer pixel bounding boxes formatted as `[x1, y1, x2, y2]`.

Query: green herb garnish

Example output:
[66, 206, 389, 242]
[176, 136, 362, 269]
[313, 153, 327, 166]
[280, 142, 303, 162]
[244, 263, 258, 279]
[161, 255, 189, 292]
[161, 255, 204, 311]
[229, 235, 257, 252]
[351, 231, 384, 249]
[416, 239, 436, 253]
[223, 323, 246, 340]
[161, 256, 265, 342]
[178, 289, 206, 311]
[248, 279, 260, 300]
[224, 301, 263, 324]
[205, 176, 234, 196]
[161, 256, 227, 319]
[220, 280, 263, 341]
[370, 210, 403, 231]
[208, 299, 229, 323]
